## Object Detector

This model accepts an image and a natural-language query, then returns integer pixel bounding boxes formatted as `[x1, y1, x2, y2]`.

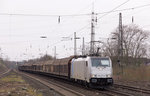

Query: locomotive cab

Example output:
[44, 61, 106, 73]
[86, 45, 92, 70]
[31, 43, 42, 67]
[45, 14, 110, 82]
[89, 57, 113, 87]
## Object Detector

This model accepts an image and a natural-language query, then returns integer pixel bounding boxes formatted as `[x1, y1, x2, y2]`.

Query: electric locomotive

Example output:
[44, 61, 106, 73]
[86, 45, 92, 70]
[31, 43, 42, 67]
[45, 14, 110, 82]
[71, 56, 113, 88]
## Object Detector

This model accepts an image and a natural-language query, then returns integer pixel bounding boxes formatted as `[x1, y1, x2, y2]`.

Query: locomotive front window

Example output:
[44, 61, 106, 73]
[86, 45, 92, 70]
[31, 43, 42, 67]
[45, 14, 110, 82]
[91, 58, 110, 67]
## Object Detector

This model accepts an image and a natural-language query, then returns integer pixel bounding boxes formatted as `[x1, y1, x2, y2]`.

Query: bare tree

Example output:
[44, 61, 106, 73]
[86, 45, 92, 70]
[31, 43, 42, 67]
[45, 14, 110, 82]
[102, 24, 149, 65]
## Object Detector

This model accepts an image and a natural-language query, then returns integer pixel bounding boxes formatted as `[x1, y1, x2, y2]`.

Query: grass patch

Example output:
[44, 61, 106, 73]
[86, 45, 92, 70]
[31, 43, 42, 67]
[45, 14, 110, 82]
[0, 74, 25, 83]
[0, 72, 43, 96]
[27, 87, 43, 96]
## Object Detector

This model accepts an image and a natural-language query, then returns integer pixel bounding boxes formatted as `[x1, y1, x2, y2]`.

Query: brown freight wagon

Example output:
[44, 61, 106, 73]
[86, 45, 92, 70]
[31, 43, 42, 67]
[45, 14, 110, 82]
[43, 60, 54, 72]
[43, 57, 73, 78]
[19, 56, 74, 79]
[41, 56, 74, 79]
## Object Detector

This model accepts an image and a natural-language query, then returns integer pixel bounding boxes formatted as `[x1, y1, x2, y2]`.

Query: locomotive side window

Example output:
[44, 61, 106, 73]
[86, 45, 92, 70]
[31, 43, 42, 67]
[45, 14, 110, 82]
[91, 58, 110, 67]
[86, 61, 88, 67]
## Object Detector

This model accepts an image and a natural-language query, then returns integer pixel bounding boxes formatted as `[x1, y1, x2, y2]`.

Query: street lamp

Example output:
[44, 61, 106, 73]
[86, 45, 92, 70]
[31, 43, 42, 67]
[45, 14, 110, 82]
[40, 36, 47, 38]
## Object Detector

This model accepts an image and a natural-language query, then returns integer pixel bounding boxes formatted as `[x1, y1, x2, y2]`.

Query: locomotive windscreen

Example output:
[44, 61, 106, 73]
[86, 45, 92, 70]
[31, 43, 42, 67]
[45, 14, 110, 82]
[91, 58, 110, 67]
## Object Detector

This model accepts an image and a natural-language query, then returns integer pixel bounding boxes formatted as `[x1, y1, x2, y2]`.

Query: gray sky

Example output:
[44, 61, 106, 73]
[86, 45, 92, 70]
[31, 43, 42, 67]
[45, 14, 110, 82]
[0, 0, 150, 61]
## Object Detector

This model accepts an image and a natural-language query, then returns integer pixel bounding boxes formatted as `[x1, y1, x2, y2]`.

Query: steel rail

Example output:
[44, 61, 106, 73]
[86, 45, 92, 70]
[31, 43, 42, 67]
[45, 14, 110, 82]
[16, 70, 85, 96]
[105, 88, 134, 96]
[114, 83, 150, 94]
[0, 69, 11, 77]
[96, 90, 119, 96]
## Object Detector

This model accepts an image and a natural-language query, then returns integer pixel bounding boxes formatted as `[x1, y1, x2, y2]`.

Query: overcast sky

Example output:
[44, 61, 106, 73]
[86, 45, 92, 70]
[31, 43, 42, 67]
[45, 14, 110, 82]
[0, 0, 150, 61]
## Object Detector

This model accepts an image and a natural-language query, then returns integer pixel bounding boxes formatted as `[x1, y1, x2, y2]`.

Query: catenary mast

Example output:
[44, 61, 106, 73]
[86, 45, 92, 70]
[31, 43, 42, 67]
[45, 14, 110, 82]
[90, 3, 96, 55]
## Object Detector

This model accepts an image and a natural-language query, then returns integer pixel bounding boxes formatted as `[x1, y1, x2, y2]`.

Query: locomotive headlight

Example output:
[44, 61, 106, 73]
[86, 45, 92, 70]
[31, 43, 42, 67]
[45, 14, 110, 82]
[106, 74, 111, 77]
[91, 74, 97, 77]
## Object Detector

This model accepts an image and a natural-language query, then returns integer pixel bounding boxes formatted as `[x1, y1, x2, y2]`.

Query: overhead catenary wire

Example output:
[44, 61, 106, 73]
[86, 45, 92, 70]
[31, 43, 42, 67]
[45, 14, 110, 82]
[51, 2, 150, 46]
[97, 0, 130, 20]
[96, 4, 150, 15]
[53, 3, 150, 44]
[0, 1, 149, 38]
[0, 3, 149, 45]
[1, 2, 150, 60]
[69, 3, 150, 34]
[0, 3, 150, 17]
[0, 12, 91, 17]
[72, 0, 131, 35]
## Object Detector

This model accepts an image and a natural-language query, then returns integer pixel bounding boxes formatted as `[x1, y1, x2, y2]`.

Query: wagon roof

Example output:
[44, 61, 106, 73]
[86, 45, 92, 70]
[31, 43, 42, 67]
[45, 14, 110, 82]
[21, 63, 32, 66]
[44, 60, 54, 65]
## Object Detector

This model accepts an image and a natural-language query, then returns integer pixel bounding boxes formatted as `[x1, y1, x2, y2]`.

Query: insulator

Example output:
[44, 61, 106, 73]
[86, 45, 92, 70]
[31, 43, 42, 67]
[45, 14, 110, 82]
[58, 16, 60, 23]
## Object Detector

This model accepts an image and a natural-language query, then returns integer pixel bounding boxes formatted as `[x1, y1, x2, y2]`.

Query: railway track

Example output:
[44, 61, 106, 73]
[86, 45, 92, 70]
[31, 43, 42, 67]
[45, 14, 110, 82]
[104, 88, 134, 96]
[94, 89, 133, 96]
[0, 69, 11, 77]
[113, 83, 150, 95]
[57, 79, 133, 96]
[18, 70, 138, 96]
[16, 70, 85, 96]
[1, 69, 135, 96]
[2, 69, 132, 96]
